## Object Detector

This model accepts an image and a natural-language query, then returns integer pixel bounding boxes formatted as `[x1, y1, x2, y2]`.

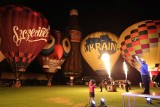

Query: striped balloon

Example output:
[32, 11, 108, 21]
[0, 5, 50, 72]
[119, 20, 160, 76]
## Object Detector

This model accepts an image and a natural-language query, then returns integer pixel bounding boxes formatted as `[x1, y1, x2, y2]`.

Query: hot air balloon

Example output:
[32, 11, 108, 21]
[81, 32, 120, 79]
[0, 51, 4, 62]
[119, 20, 160, 81]
[63, 9, 82, 86]
[0, 5, 50, 87]
[38, 30, 71, 86]
[0, 38, 5, 62]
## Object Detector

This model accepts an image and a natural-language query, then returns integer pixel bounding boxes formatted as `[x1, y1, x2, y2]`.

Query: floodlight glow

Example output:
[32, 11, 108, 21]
[91, 100, 96, 107]
[100, 98, 106, 106]
[146, 97, 152, 104]
[101, 98, 105, 102]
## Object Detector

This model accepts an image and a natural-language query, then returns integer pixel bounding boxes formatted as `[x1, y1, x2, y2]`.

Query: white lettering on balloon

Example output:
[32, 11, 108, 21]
[13, 26, 49, 46]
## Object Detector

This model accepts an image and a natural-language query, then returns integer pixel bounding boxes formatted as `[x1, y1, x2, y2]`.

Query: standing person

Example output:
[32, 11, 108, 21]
[135, 55, 150, 94]
[125, 80, 129, 92]
[88, 79, 96, 104]
[104, 79, 108, 90]
[99, 81, 103, 92]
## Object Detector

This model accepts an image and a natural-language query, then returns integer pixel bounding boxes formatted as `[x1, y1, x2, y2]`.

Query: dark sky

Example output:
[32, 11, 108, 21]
[0, 0, 160, 84]
[0, 0, 159, 36]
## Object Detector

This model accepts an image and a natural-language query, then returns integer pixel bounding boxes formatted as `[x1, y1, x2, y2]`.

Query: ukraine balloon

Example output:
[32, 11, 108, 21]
[0, 5, 50, 87]
[81, 32, 120, 76]
[119, 20, 160, 77]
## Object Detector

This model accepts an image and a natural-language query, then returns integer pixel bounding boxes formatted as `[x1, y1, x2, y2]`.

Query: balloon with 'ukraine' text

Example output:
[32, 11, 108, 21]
[81, 32, 120, 78]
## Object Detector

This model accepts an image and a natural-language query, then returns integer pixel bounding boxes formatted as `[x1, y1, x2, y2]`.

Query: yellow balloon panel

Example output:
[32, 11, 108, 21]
[81, 32, 120, 73]
[119, 20, 160, 72]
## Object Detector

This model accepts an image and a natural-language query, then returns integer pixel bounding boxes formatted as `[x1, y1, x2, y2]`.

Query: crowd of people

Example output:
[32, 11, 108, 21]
[87, 78, 133, 105]
[87, 55, 157, 105]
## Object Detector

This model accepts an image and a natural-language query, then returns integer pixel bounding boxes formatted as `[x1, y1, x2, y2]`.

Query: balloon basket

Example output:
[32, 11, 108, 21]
[70, 76, 74, 86]
[13, 81, 21, 88]
[47, 80, 52, 86]
[107, 85, 117, 92]
[70, 82, 74, 86]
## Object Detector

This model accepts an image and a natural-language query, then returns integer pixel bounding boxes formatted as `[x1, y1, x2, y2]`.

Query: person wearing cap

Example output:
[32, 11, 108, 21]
[135, 55, 150, 94]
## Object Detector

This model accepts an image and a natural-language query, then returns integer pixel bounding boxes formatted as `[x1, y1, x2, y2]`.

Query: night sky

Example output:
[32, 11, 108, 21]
[0, 0, 160, 85]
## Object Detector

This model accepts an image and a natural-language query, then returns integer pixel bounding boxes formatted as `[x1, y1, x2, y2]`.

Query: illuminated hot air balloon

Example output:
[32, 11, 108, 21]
[0, 38, 5, 62]
[0, 5, 50, 87]
[81, 32, 120, 78]
[0, 51, 5, 62]
[119, 20, 160, 81]
[38, 30, 71, 86]
[63, 9, 82, 85]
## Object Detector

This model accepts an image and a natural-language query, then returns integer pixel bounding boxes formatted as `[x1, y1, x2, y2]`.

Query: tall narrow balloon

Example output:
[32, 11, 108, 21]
[63, 9, 82, 86]
[123, 61, 128, 79]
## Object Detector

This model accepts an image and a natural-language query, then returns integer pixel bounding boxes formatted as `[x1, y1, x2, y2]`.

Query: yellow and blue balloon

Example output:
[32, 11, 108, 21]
[81, 32, 120, 76]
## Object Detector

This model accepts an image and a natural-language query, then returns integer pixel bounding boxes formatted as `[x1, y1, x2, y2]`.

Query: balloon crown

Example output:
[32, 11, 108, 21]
[70, 9, 78, 16]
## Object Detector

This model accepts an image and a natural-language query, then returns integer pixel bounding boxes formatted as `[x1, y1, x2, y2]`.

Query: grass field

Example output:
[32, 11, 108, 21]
[0, 85, 160, 107]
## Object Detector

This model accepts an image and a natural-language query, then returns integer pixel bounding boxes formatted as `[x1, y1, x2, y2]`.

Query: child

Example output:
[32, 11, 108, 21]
[88, 79, 96, 104]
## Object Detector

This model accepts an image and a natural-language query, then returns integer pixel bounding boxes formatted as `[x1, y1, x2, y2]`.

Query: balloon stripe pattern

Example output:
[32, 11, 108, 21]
[0, 5, 50, 72]
[119, 20, 160, 74]
[4, 52, 34, 66]
[40, 35, 55, 55]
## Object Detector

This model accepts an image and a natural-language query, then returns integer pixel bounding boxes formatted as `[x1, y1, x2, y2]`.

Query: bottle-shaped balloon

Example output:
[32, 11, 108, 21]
[0, 5, 50, 87]
[119, 20, 160, 78]
[81, 32, 120, 78]
[63, 9, 82, 86]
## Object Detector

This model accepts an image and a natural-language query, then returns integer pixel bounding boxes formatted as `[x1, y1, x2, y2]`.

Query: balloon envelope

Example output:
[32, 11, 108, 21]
[81, 32, 120, 76]
[0, 51, 5, 62]
[119, 20, 160, 75]
[0, 5, 50, 72]
[0, 38, 5, 62]
[39, 34, 62, 73]
[39, 31, 71, 73]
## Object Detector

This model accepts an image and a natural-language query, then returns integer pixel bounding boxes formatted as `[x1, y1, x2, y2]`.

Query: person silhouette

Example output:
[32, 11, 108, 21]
[135, 55, 150, 94]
